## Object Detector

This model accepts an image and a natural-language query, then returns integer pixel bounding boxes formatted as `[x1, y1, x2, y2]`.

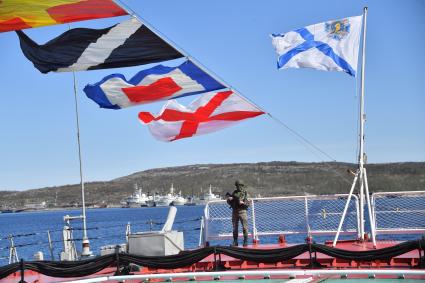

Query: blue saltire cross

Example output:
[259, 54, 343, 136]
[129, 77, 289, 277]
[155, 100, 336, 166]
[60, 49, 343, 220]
[276, 28, 356, 76]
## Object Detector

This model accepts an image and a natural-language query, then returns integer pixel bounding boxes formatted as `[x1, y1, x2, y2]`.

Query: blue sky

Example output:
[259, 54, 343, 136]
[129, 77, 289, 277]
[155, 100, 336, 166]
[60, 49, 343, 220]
[0, 0, 424, 191]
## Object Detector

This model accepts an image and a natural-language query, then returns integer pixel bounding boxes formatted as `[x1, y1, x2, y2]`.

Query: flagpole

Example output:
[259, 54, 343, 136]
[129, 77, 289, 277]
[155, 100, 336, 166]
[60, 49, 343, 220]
[72, 70, 92, 257]
[65, 21, 92, 258]
[358, 7, 367, 241]
[333, 7, 375, 247]
[358, 6, 376, 245]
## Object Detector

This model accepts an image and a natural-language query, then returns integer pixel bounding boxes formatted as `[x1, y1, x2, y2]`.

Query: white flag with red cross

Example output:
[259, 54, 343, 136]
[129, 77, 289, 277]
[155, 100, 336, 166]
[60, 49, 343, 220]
[138, 90, 265, 142]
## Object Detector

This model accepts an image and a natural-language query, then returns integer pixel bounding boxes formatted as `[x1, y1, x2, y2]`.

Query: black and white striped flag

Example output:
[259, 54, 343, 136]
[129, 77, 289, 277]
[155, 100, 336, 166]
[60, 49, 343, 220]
[16, 17, 183, 74]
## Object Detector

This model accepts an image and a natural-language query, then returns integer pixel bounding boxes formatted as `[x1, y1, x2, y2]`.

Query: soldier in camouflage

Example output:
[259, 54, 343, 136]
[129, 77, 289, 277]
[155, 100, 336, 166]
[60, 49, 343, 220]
[226, 180, 249, 247]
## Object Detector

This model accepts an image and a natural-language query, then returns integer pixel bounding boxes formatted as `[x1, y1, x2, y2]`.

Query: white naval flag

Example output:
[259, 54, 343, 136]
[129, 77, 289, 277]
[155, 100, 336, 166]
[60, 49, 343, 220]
[271, 15, 363, 76]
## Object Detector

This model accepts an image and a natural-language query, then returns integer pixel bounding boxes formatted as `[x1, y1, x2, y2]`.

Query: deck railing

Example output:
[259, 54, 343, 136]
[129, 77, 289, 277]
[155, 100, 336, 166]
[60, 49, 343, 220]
[372, 190, 425, 235]
[203, 194, 360, 244]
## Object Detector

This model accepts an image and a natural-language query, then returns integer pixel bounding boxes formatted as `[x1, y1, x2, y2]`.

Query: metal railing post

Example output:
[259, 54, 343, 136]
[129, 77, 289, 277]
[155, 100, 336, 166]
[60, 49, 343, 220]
[8, 235, 18, 264]
[47, 230, 54, 260]
[250, 199, 258, 241]
[203, 204, 209, 246]
[114, 245, 121, 276]
[371, 193, 377, 237]
[198, 217, 204, 247]
[305, 197, 311, 237]
[19, 258, 26, 283]
[355, 195, 361, 239]
[363, 168, 376, 247]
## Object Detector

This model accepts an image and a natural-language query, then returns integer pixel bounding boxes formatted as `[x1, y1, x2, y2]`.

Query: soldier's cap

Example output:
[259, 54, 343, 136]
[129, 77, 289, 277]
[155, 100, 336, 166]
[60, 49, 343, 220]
[235, 180, 245, 187]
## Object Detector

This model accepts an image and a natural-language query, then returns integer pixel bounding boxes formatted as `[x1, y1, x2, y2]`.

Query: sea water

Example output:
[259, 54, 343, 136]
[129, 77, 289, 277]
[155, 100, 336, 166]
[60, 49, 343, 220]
[0, 206, 205, 265]
[0, 205, 422, 266]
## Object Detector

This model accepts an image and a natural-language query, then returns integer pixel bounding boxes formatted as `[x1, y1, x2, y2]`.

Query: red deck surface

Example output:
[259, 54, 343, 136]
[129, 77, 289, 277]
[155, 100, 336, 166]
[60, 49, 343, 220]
[2, 240, 424, 283]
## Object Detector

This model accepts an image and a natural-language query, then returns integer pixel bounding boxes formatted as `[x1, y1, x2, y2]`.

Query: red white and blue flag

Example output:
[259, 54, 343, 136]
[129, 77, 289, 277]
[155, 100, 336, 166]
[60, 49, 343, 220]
[138, 91, 265, 142]
[84, 60, 225, 109]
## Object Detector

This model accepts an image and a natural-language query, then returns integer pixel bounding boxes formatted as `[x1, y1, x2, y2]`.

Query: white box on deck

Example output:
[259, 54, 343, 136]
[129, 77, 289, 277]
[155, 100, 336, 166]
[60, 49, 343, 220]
[128, 231, 184, 256]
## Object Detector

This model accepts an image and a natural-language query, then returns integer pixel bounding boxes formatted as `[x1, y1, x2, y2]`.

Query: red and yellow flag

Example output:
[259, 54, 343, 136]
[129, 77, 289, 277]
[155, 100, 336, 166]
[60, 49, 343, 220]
[0, 0, 127, 33]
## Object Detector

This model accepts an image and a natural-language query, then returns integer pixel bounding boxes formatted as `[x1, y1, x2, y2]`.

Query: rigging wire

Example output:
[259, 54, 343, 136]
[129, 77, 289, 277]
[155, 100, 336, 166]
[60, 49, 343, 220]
[266, 113, 337, 162]
[0, 224, 202, 251]
[0, 227, 101, 240]
[0, 217, 203, 242]
[267, 113, 352, 185]
[111, 0, 352, 184]
[0, 225, 202, 250]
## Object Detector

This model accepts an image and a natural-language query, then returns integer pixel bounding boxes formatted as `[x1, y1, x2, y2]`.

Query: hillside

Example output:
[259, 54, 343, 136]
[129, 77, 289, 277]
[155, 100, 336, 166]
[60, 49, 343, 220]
[0, 161, 424, 209]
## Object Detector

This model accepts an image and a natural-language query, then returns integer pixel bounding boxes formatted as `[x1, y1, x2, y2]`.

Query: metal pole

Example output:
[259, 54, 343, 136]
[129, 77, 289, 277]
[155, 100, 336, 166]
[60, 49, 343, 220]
[125, 222, 131, 253]
[359, 173, 365, 239]
[355, 195, 361, 239]
[71, 71, 91, 257]
[198, 217, 204, 247]
[8, 235, 18, 264]
[333, 171, 359, 247]
[125, 222, 131, 243]
[203, 205, 209, 246]
[358, 6, 368, 241]
[304, 197, 311, 237]
[370, 191, 377, 237]
[47, 230, 54, 260]
[363, 169, 376, 247]
[250, 199, 258, 241]
[19, 258, 25, 283]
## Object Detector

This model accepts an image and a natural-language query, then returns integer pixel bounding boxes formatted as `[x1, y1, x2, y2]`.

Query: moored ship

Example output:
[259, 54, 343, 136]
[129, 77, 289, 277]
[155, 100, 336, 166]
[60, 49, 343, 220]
[172, 191, 188, 206]
[155, 184, 178, 207]
[194, 185, 222, 205]
[123, 184, 151, 207]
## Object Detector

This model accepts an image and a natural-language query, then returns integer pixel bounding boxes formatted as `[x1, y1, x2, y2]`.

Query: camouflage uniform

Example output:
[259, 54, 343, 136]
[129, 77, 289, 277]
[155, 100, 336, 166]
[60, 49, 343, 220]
[227, 181, 249, 246]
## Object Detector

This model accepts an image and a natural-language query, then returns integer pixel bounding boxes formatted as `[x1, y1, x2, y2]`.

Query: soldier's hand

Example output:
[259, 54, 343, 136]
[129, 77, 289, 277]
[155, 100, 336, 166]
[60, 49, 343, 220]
[227, 196, 233, 201]
[239, 200, 244, 205]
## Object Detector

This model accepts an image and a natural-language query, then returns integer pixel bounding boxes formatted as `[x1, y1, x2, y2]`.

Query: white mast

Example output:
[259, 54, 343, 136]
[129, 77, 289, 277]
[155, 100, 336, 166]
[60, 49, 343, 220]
[72, 71, 92, 257]
[333, 7, 376, 247]
[358, 6, 377, 247]
[358, 6, 368, 241]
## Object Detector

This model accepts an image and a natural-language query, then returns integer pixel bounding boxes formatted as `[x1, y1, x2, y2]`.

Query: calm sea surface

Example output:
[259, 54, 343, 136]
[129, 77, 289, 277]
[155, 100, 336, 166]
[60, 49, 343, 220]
[0, 205, 421, 266]
[0, 206, 205, 266]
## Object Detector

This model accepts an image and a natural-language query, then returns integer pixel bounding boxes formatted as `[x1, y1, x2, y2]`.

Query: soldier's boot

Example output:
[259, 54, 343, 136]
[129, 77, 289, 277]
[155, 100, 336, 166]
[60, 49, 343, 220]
[232, 229, 239, 246]
[243, 236, 248, 247]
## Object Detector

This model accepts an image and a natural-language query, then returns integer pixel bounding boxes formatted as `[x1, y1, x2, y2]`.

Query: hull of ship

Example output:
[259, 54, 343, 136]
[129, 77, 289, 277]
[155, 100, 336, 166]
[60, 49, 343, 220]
[125, 202, 145, 208]
[155, 200, 173, 207]
[172, 200, 187, 206]
[3, 239, 424, 283]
